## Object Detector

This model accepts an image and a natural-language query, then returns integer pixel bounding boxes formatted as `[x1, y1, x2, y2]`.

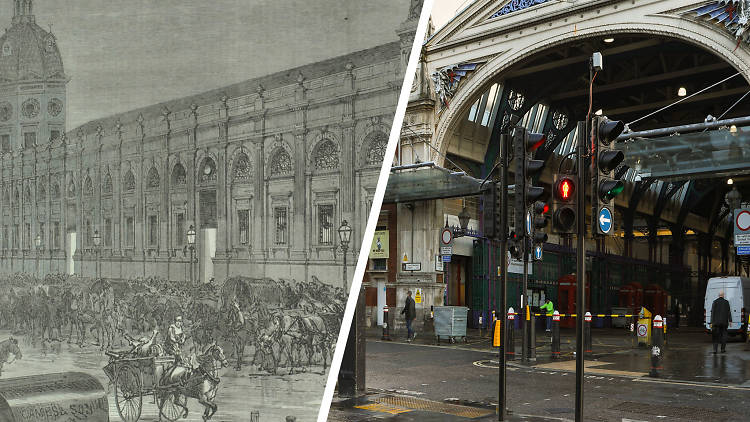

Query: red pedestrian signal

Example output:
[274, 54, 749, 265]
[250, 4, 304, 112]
[555, 177, 575, 201]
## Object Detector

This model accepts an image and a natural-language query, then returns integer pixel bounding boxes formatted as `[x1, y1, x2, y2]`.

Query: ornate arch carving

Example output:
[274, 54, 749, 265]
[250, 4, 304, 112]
[308, 130, 341, 171]
[171, 162, 187, 187]
[360, 130, 389, 167]
[229, 146, 253, 183]
[146, 167, 160, 190]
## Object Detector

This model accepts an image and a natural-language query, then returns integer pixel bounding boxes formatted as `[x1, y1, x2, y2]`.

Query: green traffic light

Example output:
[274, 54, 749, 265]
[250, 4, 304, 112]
[599, 180, 624, 201]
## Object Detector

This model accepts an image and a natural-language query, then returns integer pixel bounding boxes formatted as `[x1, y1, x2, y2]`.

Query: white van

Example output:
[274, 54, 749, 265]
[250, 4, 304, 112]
[704, 276, 750, 339]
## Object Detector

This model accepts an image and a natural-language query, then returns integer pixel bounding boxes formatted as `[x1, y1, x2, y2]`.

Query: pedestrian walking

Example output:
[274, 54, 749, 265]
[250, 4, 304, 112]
[401, 290, 417, 342]
[540, 298, 554, 332]
[711, 291, 732, 354]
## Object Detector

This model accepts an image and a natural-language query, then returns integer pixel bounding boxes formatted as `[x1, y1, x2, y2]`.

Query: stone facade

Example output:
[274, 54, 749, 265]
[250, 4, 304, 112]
[0, 4, 414, 286]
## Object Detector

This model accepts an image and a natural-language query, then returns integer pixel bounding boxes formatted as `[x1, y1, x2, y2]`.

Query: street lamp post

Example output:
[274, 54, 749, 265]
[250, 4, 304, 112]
[338, 220, 352, 290]
[93, 230, 101, 279]
[35, 234, 41, 278]
[187, 225, 196, 285]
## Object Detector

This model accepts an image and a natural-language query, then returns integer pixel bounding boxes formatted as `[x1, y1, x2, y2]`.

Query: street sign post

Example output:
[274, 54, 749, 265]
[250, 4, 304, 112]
[738, 246, 750, 256]
[441, 255, 451, 262]
[441, 228, 454, 246]
[440, 246, 453, 255]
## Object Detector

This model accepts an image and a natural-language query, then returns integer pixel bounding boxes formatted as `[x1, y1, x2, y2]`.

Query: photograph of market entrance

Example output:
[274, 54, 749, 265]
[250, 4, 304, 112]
[327, 0, 750, 421]
[0, 0, 423, 421]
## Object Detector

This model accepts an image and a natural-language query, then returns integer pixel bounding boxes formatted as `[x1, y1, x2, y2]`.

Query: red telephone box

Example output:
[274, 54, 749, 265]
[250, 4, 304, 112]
[556, 274, 590, 329]
[644, 284, 667, 317]
[618, 282, 643, 314]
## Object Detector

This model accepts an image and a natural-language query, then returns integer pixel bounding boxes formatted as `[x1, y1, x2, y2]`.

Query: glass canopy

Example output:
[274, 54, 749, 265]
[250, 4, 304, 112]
[383, 163, 487, 204]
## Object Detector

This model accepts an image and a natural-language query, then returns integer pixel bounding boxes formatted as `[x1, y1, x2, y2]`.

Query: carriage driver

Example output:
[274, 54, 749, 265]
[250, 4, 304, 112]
[165, 315, 187, 365]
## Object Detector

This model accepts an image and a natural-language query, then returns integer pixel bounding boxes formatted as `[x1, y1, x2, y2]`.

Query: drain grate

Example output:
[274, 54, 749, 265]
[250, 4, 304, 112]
[375, 395, 494, 418]
[609, 401, 732, 421]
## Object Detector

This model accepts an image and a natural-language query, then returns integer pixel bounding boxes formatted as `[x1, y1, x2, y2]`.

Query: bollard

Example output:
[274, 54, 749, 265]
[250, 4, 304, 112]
[584, 312, 592, 354]
[551, 311, 561, 359]
[381, 305, 391, 341]
[649, 315, 664, 378]
[663, 316, 667, 345]
[529, 313, 537, 362]
[506, 307, 516, 360]
[630, 318, 636, 348]
[479, 315, 484, 337]
[492, 316, 502, 348]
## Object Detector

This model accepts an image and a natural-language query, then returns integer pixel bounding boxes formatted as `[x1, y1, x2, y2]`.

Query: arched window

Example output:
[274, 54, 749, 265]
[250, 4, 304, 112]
[199, 158, 217, 184]
[269, 149, 292, 176]
[365, 132, 388, 165]
[83, 176, 93, 196]
[123, 170, 135, 192]
[37, 182, 46, 201]
[51, 181, 60, 199]
[24, 186, 31, 203]
[233, 152, 251, 182]
[172, 163, 187, 186]
[147, 167, 160, 189]
[67, 180, 75, 198]
[102, 172, 113, 194]
[313, 140, 339, 170]
[3, 190, 9, 204]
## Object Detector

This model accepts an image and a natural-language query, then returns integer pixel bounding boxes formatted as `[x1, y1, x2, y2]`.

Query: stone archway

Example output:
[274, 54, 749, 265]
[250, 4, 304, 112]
[430, 12, 750, 164]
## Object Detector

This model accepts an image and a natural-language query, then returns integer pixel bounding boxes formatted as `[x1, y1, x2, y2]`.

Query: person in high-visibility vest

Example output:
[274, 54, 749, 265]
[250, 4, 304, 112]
[540, 299, 554, 332]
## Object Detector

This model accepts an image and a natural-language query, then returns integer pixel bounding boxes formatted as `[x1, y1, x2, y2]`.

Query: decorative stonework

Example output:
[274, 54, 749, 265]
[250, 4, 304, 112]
[102, 172, 113, 194]
[233, 153, 252, 182]
[313, 140, 339, 170]
[123, 170, 136, 192]
[21, 98, 39, 119]
[48, 98, 63, 117]
[172, 163, 187, 186]
[83, 176, 93, 197]
[199, 157, 217, 184]
[431, 63, 482, 110]
[364, 131, 388, 166]
[146, 167, 160, 189]
[489, 0, 549, 19]
[690, 1, 750, 45]
[270, 149, 293, 176]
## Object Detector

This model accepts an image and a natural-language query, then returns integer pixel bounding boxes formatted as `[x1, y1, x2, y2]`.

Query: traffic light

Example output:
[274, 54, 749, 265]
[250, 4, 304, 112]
[482, 182, 502, 240]
[593, 116, 625, 235]
[552, 174, 576, 233]
[531, 201, 548, 261]
[512, 126, 547, 258]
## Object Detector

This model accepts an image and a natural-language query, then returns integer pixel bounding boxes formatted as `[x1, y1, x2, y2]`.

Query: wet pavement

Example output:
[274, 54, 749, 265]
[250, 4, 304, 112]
[1, 331, 326, 422]
[332, 327, 750, 421]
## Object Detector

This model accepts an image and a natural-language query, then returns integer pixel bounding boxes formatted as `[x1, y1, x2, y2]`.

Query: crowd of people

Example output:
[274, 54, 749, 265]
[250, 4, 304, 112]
[0, 273, 347, 374]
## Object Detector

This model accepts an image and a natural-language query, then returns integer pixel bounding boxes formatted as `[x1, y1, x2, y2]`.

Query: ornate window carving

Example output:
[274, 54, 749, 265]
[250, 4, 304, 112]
[24, 186, 31, 203]
[269, 149, 292, 176]
[83, 176, 94, 197]
[147, 167, 160, 189]
[51, 181, 60, 199]
[199, 158, 217, 184]
[123, 171, 135, 192]
[102, 172, 113, 195]
[233, 153, 251, 182]
[48, 98, 63, 117]
[365, 132, 388, 166]
[22, 98, 40, 119]
[172, 163, 187, 186]
[313, 140, 339, 170]
[67, 180, 75, 198]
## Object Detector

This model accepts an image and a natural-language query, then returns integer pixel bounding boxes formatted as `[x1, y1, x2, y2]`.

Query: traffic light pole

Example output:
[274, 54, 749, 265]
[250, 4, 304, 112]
[575, 120, 587, 422]
[498, 132, 509, 421]
[522, 237, 529, 362]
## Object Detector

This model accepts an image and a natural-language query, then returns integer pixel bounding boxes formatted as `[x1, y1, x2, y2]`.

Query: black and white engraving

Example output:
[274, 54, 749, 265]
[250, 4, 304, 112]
[0, 1, 420, 421]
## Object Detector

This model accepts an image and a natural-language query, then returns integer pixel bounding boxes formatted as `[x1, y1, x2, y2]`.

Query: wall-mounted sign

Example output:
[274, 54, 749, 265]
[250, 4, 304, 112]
[403, 262, 421, 271]
[370, 230, 389, 258]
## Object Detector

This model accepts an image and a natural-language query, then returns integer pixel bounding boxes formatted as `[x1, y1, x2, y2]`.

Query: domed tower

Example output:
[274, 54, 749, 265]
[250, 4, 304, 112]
[0, 0, 66, 153]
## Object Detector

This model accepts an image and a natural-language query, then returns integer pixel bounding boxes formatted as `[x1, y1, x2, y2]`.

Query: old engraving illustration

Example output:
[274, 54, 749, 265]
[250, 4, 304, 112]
[0, 0, 420, 420]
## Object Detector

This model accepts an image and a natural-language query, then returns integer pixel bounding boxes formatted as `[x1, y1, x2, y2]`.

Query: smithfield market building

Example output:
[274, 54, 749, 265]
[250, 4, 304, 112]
[369, 0, 750, 332]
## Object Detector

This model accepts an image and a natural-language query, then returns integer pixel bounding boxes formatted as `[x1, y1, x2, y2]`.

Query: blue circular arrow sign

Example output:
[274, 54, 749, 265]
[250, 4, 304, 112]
[598, 206, 613, 234]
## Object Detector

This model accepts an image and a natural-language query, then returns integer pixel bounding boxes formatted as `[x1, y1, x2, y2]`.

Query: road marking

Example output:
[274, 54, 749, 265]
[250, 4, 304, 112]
[355, 403, 412, 415]
[633, 377, 750, 391]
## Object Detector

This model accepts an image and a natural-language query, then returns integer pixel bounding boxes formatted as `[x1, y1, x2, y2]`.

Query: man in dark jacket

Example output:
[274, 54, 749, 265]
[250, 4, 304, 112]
[401, 290, 417, 342]
[711, 291, 732, 353]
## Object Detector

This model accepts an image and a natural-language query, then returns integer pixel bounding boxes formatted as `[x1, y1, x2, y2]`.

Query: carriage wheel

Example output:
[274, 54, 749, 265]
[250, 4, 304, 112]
[157, 390, 186, 422]
[114, 364, 143, 422]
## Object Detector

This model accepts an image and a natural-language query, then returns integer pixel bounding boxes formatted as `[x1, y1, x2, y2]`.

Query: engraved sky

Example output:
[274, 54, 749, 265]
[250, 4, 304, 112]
[2, 0, 409, 130]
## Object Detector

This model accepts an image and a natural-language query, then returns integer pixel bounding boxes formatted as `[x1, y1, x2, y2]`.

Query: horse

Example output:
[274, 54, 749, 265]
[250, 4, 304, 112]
[158, 342, 228, 421]
[0, 337, 22, 377]
[294, 315, 331, 370]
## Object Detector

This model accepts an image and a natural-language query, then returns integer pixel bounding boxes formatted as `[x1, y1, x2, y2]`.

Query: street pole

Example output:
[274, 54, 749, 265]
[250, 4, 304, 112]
[522, 236, 528, 362]
[498, 131, 510, 421]
[342, 244, 348, 290]
[575, 119, 587, 422]
[189, 246, 194, 285]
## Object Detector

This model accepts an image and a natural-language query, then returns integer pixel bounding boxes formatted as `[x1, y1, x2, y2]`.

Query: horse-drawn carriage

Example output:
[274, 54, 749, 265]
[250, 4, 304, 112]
[103, 341, 228, 422]
[103, 350, 183, 422]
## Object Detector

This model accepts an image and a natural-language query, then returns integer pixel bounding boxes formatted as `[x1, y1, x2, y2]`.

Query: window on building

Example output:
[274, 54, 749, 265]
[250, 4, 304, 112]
[373, 258, 387, 271]
[148, 215, 158, 246]
[318, 204, 334, 245]
[175, 213, 185, 246]
[39, 222, 45, 247]
[2, 226, 7, 249]
[125, 216, 134, 247]
[53, 222, 60, 249]
[104, 218, 112, 247]
[24, 223, 30, 249]
[238, 209, 249, 245]
[50, 130, 60, 141]
[85, 219, 91, 246]
[23, 132, 36, 149]
[274, 207, 287, 246]
[1, 135, 9, 153]
[13, 224, 18, 248]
